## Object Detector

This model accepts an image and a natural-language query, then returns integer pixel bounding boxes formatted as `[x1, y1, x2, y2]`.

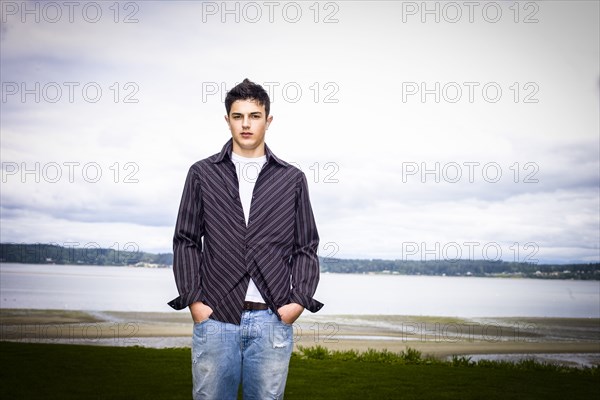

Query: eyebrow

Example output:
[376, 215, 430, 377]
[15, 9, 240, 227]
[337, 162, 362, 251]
[231, 111, 262, 116]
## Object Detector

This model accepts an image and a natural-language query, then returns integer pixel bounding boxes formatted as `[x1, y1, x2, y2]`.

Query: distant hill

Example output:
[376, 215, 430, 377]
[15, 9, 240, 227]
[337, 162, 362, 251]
[1, 243, 598, 280]
[0, 243, 173, 268]
[319, 257, 599, 280]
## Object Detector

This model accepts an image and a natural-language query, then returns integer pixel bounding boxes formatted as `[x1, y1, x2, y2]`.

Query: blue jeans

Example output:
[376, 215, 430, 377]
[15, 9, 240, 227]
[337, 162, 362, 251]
[191, 309, 294, 400]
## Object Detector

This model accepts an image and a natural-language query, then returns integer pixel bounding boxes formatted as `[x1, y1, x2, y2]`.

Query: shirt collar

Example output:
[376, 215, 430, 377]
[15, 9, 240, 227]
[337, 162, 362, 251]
[212, 138, 288, 167]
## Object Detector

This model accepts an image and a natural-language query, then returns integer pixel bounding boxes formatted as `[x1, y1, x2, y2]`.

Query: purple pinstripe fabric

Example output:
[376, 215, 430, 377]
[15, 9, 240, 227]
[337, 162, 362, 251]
[168, 139, 323, 324]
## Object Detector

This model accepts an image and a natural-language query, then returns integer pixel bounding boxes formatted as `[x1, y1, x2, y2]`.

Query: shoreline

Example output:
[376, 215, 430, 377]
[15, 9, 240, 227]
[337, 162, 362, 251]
[1, 309, 598, 366]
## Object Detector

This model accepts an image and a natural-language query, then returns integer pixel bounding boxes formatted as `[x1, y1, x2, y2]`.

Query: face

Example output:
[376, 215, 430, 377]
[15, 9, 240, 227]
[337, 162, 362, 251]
[225, 99, 273, 158]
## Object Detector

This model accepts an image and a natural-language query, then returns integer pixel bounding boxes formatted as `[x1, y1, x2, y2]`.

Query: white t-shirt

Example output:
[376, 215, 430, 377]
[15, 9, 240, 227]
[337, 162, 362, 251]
[231, 152, 267, 303]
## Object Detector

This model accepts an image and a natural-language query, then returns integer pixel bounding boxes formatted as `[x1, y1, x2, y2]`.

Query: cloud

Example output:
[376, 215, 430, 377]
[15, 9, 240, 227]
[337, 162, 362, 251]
[1, 1, 598, 263]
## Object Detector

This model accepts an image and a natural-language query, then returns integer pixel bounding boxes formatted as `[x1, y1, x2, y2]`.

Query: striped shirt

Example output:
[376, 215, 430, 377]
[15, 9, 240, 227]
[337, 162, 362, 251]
[168, 139, 323, 324]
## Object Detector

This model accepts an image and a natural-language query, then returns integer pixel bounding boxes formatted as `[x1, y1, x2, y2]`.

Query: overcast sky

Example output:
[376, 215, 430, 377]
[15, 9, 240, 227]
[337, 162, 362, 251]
[1, 1, 598, 264]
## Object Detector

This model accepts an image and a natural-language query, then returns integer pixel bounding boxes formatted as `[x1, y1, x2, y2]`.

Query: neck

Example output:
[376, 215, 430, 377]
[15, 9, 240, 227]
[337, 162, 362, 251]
[232, 143, 265, 158]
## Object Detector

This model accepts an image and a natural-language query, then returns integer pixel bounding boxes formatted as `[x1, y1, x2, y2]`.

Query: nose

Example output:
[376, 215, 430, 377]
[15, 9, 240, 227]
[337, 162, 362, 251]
[242, 116, 251, 129]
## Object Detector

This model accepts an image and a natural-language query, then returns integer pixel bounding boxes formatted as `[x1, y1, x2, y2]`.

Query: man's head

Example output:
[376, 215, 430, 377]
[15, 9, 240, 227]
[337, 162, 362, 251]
[225, 78, 270, 117]
[224, 79, 273, 158]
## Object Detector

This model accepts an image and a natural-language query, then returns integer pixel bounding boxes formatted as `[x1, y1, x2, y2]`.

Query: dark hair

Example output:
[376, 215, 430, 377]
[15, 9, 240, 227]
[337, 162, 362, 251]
[225, 78, 270, 117]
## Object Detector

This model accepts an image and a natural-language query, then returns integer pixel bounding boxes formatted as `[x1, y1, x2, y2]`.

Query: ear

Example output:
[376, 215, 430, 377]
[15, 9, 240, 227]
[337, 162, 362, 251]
[224, 114, 230, 128]
[266, 115, 273, 129]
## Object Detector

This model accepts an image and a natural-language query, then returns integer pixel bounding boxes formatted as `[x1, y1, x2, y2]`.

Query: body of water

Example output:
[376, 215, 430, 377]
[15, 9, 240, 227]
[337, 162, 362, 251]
[1, 263, 599, 318]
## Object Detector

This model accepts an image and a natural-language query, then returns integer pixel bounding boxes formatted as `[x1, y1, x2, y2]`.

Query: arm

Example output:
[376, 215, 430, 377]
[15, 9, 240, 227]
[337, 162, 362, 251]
[287, 172, 324, 313]
[168, 166, 205, 311]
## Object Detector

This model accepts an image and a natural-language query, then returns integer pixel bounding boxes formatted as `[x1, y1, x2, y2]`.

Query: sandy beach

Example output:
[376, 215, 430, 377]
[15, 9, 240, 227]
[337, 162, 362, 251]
[1, 309, 598, 367]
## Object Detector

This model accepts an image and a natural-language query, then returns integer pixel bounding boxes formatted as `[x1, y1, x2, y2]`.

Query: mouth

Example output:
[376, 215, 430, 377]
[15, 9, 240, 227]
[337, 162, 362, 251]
[240, 132, 252, 138]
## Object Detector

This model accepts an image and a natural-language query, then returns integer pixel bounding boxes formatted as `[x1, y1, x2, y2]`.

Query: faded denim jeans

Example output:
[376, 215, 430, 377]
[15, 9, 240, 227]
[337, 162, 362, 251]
[191, 309, 294, 400]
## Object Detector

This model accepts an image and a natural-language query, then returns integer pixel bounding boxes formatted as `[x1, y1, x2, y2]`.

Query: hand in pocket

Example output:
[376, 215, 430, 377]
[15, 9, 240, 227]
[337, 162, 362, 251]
[189, 302, 213, 323]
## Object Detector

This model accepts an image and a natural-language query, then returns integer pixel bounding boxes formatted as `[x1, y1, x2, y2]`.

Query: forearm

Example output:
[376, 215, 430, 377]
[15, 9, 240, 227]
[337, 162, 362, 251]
[290, 172, 323, 312]
[168, 166, 205, 310]
[172, 235, 203, 306]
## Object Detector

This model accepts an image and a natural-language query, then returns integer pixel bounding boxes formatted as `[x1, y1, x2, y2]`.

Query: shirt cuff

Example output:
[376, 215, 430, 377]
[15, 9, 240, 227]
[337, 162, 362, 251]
[290, 291, 324, 313]
[167, 287, 202, 310]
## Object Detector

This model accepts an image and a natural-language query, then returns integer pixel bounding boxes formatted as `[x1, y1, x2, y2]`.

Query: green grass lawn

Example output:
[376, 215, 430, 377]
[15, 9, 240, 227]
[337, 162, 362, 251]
[0, 341, 598, 399]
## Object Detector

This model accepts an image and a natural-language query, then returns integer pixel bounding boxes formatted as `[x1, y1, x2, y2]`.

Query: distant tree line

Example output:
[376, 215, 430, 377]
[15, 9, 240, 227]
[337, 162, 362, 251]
[319, 257, 600, 280]
[1, 243, 598, 280]
[0, 243, 173, 267]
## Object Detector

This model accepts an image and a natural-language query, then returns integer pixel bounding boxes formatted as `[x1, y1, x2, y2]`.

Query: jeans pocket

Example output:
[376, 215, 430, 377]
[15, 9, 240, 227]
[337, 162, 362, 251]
[272, 320, 293, 349]
[279, 318, 294, 327]
[193, 317, 212, 329]
[192, 317, 217, 346]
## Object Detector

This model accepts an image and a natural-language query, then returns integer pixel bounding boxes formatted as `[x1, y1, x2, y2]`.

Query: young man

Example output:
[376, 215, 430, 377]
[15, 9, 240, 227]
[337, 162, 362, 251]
[168, 78, 323, 399]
